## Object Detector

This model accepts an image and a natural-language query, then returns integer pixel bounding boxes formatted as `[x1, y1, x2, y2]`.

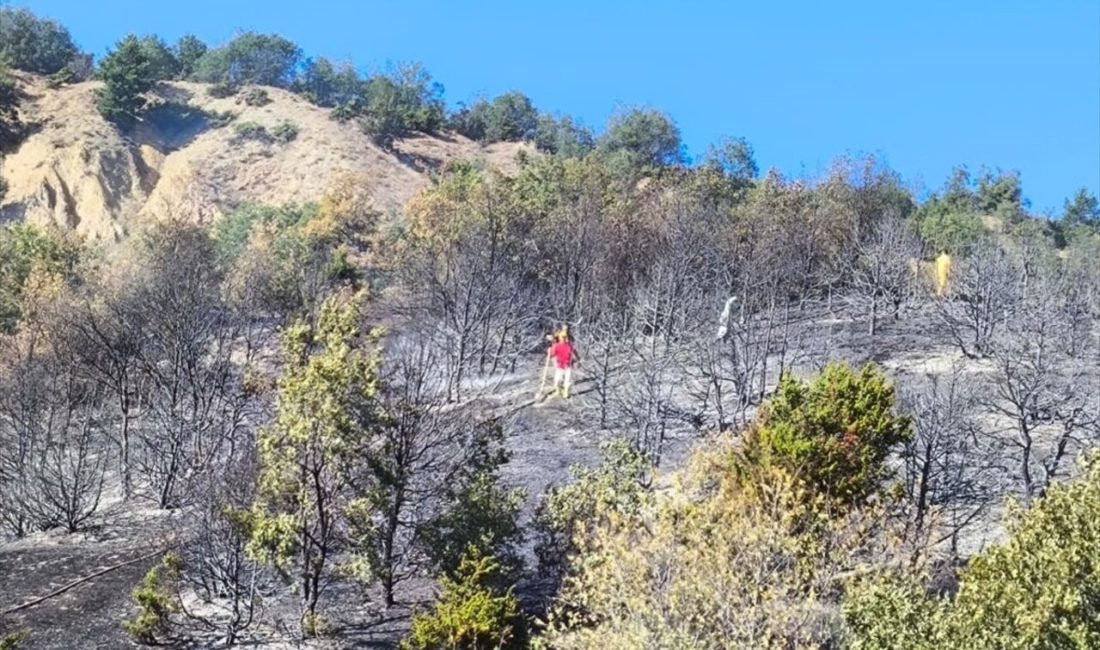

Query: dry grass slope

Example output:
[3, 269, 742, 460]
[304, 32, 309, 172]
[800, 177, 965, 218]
[0, 71, 532, 240]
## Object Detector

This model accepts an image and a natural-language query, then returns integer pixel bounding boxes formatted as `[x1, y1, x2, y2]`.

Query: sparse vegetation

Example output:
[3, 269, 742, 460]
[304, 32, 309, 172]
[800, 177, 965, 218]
[122, 553, 183, 645]
[237, 86, 271, 107]
[0, 7, 1097, 650]
[271, 120, 297, 142]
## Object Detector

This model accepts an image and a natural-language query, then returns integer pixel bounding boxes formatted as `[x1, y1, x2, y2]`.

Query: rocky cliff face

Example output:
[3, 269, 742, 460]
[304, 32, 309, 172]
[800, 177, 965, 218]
[0, 72, 530, 240]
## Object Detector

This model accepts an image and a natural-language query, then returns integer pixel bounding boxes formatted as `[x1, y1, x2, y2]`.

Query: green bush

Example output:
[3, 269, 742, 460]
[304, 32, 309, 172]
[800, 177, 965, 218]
[0, 7, 80, 75]
[844, 451, 1100, 649]
[207, 80, 236, 98]
[233, 121, 270, 142]
[532, 439, 650, 580]
[122, 553, 183, 645]
[271, 121, 298, 143]
[402, 547, 525, 650]
[359, 63, 445, 147]
[0, 222, 81, 331]
[597, 107, 685, 172]
[238, 86, 271, 107]
[0, 629, 30, 650]
[916, 209, 986, 254]
[192, 32, 301, 88]
[738, 362, 912, 508]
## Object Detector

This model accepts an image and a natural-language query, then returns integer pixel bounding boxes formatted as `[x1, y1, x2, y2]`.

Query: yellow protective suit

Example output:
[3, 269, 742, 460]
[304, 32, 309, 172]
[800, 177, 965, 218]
[934, 252, 952, 297]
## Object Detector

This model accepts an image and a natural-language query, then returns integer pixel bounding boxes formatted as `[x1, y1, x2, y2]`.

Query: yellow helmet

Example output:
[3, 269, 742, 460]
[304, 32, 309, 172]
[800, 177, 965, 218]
[556, 325, 569, 341]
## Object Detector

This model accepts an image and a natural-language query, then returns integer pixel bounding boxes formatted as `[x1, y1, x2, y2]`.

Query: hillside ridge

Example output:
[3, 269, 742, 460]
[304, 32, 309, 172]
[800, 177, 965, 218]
[0, 72, 531, 240]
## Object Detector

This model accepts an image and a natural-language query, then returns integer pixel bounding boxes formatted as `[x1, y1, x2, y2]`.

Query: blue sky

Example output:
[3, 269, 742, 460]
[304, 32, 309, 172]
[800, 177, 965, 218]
[21, 0, 1100, 212]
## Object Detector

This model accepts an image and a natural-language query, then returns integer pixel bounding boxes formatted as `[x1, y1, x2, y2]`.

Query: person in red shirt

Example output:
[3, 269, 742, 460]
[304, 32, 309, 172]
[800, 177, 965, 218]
[548, 326, 577, 398]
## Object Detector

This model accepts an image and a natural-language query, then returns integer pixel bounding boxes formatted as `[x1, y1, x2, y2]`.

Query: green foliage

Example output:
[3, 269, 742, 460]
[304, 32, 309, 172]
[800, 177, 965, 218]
[213, 203, 319, 265]
[136, 35, 180, 81]
[193, 32, 302, 88]
[358, 63, 445, 147]
[271, 120, 299, 143]
[293, 56, 361, 107]
[976, 169, 1025, 222]
[532, 439, 650, 579]
[173, 34, 207, 79]
[96, 35, 159, 125]
[419, 424, 526, 581]
[915, 204, 986, 254]
[449, 99, 490, 141]
[207, 80, 236, 98]
[233, 120, 270, 142]
[702, 136, 759, 186]
[0, 61, 20, 149]
[238, 86, 271, 107]
[483, 91, 538, 142]
[122, 553, 183, 645]
[247, 293, 382, 630]
[0, 7, 80, 75]
[0, 629, 29, 650]
[402, 547, 525, 650]
[739, 362, 912, 508]
[533, 114, 594, 157]
[844, 451, 1100, 650]
[1062, 187, 1099, 231]
[0, 222, 80, 331]
[597, 107, 685, 172]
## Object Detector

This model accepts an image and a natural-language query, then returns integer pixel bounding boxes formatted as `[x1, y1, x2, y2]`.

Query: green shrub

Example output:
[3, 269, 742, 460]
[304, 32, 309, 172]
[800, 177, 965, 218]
[532, 439, 650, 581]
[402, 547, 525, 650]
[46, 67, 75, 89]
[207, 80, 236, 99]
[233, 121, 269, 142]
[271, 121, 298, 143]
[738, 362, 911, 508]
[0, 222, 81, 331]
[917, 209, 986, 254]
[844, 451, 1100, 650]
[0, 629, 30, 650]
[121, 553, 183, 645]
[238, 86, 271, 107]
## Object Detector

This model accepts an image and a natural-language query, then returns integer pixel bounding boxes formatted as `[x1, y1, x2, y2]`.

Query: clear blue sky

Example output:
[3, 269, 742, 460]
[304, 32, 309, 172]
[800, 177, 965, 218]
[19, 0, 1100, 212]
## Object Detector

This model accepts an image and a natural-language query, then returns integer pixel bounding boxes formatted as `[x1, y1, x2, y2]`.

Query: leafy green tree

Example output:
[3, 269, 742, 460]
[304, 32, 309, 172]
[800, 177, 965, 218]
[976, 169, 1026, 222]
[915, 202, 986, 254]
[844, 451, 1100, 650]
[449, 99, 490, 141]
[173, 34, 207, 79]
[293, 56, 361, 107]
[0, 7, 80, 74]
[483, 91, 538, 142]
[533, 113, 594, 157]
[0, 223, 80, 331]
[738, 362, 912, 508]
[246, 293, 382, 633]
[137, 35, 180, 81]
[96, 35, 158, 125]
[702, 136, 759, 187]
[359, 63, 445, 147]
[402, 547, 526, 650]
[1062, 187, 1099, 229]
[597, 107, 685, 172]
[193, 32, 301, 88]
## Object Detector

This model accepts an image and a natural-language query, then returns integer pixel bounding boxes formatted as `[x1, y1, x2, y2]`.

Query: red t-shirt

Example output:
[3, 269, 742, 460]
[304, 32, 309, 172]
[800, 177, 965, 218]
[551, 341, 574, 369]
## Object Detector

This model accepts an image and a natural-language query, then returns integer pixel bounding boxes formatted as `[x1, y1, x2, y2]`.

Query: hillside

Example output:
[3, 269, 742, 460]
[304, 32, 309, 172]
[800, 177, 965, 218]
[0, 71, 531, 240]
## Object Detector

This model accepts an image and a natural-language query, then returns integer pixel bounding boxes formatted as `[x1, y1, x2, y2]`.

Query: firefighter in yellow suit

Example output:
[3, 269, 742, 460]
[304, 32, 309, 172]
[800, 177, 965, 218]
[934, 251, 952, 297]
